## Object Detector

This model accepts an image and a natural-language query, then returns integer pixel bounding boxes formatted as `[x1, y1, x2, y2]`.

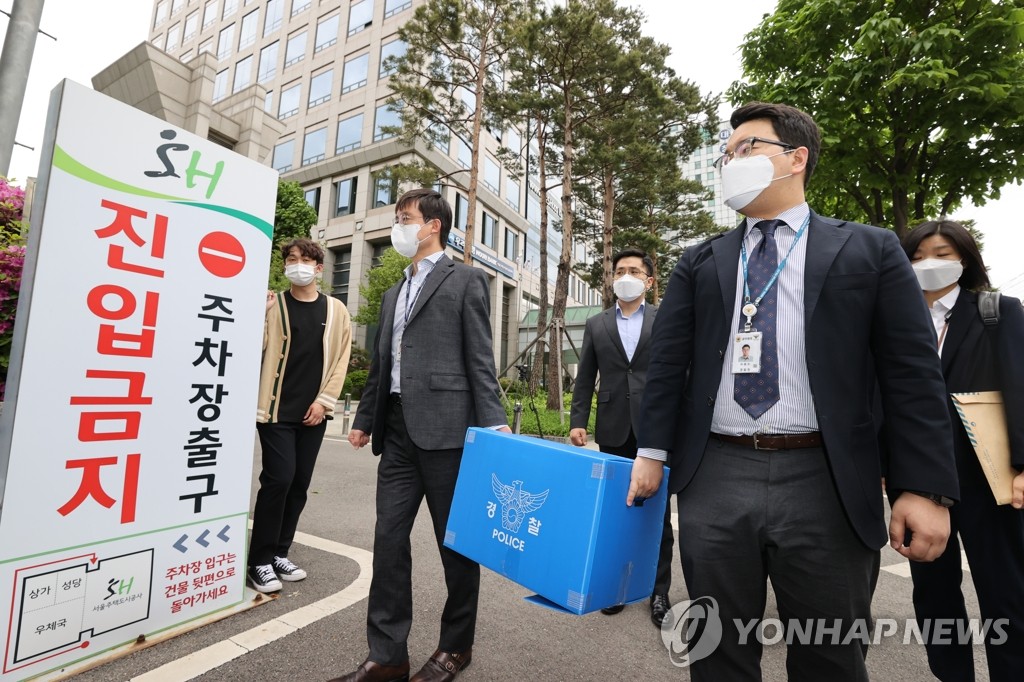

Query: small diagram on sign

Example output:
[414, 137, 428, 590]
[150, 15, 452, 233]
[4, 549, 153, 674]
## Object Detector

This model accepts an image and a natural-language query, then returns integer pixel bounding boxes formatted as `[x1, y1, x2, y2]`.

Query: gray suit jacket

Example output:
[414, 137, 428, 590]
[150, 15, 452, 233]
[570, 304, 657, 447]
[354, 253, 507, 453]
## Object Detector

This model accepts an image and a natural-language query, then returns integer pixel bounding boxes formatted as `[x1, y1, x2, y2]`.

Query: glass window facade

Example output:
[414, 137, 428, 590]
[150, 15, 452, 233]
[309, 69, 333, 107]
[348, 0, 373, 36]
[372, 172, 397, 207]
[213, 68, 230, 101]
[217, 24, 234, 60]
[302, 128, 327, 165]
[284, 30, 306, 67]
[264, 0, 284, 35]
[379, 39, 406, 77]
[233, 55, 253, 93]
[484, 156, 500, 194]
[315, 13, 340, 52]
[279, 82, 301, 119]
[342, 53, 369, 93]
[336, 112, 363, 153]
[373, 102, 400, 141]
[239, 9, 259, 49]
[258, 41, 278, 82]
[272, 139, 294, 172]
[335, 177, 358, 216]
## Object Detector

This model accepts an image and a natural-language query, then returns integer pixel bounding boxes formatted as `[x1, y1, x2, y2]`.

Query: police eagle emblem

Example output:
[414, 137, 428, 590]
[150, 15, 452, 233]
[491, 474, 549, 533]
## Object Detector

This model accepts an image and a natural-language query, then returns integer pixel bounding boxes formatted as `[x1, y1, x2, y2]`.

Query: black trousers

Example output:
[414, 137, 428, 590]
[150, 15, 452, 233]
[909, 451, 1024, 682]
[366, 398, 480, 665]
[600, 429, 675, 597]
[249, 420, 327, 566]
[677, 439, 879, 682]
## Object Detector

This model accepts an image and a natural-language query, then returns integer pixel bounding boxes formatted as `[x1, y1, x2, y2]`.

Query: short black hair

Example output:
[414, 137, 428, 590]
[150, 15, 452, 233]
[612, 248, 654, 277]
[397, 188, 453, 248]
[730, 102, 822, 187]
[742, 344, 751, 350]
[901, 219, 990, 291]
[280, 237, 324, 264]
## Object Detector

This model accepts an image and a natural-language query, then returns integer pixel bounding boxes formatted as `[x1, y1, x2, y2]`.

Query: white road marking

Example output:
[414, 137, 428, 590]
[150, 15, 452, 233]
[131, 531, 372, 681]
[881, 551, 970, 578]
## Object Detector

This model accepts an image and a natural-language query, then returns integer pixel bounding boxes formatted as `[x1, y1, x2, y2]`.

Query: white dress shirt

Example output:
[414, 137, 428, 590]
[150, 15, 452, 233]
[616, 301, 645, 363]
[637, 203, 817, 463]
[390, 250, 445, 393]
[928, 286, 960, 355]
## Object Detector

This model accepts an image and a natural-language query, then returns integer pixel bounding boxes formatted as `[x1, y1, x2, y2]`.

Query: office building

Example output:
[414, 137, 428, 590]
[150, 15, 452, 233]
[140, 0, 601, 372]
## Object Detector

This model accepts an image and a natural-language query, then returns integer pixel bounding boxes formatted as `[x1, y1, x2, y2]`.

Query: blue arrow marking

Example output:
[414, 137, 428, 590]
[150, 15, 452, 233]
[196, 530, 211, 547]
[218, 525, 230, 542]
[173, 534, 189, 553]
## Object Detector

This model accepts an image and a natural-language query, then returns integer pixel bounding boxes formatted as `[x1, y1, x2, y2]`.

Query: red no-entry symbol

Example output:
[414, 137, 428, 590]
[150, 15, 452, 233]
[198, 231, 246, 278]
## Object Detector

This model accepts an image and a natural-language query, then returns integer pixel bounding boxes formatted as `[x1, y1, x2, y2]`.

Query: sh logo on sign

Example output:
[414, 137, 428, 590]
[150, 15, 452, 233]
[145, 129, 224, 199]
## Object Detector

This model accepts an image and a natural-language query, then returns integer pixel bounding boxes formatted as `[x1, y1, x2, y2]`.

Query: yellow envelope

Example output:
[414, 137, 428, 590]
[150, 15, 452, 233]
[950, 391, 1014, 505]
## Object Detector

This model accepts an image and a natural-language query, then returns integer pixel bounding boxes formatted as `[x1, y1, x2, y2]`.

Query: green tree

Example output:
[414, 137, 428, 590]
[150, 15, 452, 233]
[729, 0, 1024, 238]
[386, 0, 535, 262]
[353, 248, 410, 326]
[511, 0, 665, 407]
[268, 180, 319, 290]
[572, 43, 716, 306]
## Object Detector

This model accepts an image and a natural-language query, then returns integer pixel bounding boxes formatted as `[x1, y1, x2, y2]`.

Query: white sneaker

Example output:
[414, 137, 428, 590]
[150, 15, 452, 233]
[248, 564, 283, 593]
[272, 555, 307, 582]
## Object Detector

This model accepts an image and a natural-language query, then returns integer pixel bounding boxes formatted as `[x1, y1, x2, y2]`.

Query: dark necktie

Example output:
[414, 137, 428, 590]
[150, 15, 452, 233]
[734, 219, 782, 419]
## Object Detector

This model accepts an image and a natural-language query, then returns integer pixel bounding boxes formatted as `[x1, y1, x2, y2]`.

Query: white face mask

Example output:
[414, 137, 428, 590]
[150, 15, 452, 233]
[720, 152, 793, 212]
[613, 274, 647, 302]
[912, 258, 963, 292]
[284, 263, 317, 286]
[390, 222, 428, 258]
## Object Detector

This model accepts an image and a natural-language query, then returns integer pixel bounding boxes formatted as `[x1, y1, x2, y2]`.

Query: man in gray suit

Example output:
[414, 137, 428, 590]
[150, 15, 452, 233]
[569, 248, 674, 627]
[334, 189, 509, 682]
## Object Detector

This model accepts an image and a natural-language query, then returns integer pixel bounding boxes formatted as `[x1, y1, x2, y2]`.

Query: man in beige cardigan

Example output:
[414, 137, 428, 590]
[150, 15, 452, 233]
[250, 238, 351, 593]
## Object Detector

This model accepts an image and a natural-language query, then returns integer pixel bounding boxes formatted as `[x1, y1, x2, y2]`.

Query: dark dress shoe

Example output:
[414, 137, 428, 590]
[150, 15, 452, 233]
[327, 658, 410, 682]
[650, 593, 671, 628]
[409, 648, 472, 682]
[600, 604, 625, 615]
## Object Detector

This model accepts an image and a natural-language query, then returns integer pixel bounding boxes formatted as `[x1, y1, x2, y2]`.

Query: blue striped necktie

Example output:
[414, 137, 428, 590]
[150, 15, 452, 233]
[734, 219, 783, 419]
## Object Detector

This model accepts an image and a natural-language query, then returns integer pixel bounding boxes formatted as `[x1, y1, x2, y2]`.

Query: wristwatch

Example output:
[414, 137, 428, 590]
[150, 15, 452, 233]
[904, 490, 955, 508]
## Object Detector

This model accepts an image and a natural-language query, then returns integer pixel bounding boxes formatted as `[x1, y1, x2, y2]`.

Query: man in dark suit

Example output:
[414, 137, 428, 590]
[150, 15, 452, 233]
[334, 189, 509, 682]
[628, 102, 960, 681]
[569, 248, 674, 626]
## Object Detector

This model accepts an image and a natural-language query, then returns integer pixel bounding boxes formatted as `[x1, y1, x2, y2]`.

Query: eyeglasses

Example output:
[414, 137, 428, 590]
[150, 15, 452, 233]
[613, 268, 650, 279]
[714, 137, 795, 170]
[396, 213, 434, 225]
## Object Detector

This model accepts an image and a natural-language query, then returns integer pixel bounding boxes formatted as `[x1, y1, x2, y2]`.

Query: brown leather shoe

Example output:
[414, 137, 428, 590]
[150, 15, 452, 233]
[409, 649, 472, 682]
[327, 658, 410, 682]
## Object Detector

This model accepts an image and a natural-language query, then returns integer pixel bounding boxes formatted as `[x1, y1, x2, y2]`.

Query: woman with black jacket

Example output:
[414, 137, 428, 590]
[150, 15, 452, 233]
[901, 219, 1024, 682]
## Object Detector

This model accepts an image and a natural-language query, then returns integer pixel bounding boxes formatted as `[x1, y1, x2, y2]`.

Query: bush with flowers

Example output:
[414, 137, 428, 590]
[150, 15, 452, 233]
[0, 177, 27, 401]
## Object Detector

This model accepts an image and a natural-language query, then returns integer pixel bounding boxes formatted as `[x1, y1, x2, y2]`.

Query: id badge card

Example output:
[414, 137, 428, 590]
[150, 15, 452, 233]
[732, 332, 762, 373]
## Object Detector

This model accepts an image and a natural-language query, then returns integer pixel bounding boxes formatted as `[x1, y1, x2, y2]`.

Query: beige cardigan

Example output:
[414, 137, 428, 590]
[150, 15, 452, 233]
[256, 291, 352, 423]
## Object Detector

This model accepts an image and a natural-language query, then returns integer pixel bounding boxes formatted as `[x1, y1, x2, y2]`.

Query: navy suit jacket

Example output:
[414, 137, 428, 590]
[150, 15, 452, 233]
[638, 212, 959, 548]
[941, 290, 1024, 473]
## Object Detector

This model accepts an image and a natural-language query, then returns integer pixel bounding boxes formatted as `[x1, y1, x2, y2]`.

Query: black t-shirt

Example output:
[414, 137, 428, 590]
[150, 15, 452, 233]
[277, 291, 327, 422]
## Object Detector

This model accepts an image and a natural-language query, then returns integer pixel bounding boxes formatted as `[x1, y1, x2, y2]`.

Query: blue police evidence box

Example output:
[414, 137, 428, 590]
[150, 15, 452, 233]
[444, 428, 669, 615]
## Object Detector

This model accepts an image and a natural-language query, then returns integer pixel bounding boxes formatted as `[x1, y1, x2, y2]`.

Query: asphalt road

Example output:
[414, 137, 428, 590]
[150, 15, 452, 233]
[70, 430, 988, 682]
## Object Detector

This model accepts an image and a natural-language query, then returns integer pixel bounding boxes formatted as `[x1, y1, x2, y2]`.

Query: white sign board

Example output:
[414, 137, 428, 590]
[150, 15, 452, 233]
[0, 80, 276, 680]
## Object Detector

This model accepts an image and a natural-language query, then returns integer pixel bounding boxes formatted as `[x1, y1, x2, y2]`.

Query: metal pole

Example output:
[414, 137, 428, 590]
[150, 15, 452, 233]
[0, 0, 46, 177]
[342, 392, 352, 434]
